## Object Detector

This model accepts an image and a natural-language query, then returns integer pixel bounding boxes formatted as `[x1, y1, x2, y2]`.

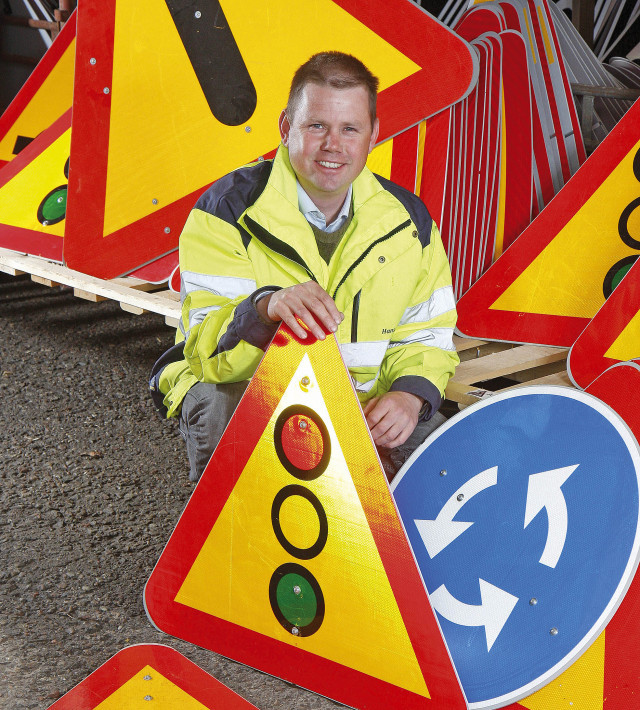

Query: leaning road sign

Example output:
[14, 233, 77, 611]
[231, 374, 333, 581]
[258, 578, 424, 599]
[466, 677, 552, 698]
[47, 644, 258, 709]
[568, 256, 640, 389]
[0, 110, 71, 261]
[0, 11, 75, 168]
[63, 0, 477, 279]
[145, 325, 466, 710]
[456, 97, 640, 347]
[392, 386, 640, 709]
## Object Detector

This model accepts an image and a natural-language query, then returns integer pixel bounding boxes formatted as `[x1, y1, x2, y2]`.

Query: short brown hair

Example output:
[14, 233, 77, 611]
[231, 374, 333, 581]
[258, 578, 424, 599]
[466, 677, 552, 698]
[286, 52, 379, 127]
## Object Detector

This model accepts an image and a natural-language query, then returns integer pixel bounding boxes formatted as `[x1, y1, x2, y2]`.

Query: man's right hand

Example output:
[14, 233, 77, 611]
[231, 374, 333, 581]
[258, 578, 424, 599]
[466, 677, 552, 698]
[256, 281, 344, 340]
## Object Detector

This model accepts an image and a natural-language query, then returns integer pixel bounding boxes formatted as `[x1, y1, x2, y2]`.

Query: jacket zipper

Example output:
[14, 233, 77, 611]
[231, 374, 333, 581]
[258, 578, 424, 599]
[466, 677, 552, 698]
[331, 219, 411, 300]
[351, 290, 361, 342]
[243, 214, 317, 283]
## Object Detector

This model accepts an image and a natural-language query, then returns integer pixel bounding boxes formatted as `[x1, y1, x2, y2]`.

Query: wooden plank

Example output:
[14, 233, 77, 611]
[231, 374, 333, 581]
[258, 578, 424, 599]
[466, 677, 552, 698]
[445, 380, 495, 406]
[453, 334, 487, 352]
[451, 344, 568, 384]
[446, 368, 572, 408]
[503, 370, 572, 390]
[73, 288, 107, 302]
[1, 264, 25, 276]
[0, 247, 181, 321]
[31, 275, 61, 288]
[120, 303, 146, 315]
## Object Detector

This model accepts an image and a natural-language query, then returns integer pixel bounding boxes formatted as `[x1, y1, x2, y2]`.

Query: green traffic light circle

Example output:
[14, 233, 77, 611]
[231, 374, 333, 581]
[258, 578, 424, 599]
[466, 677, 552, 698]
[37, 185, 68, 226]
[269, 563, 324, 637]
[276, 572, 318, 627]
[603, 255, 638, 299]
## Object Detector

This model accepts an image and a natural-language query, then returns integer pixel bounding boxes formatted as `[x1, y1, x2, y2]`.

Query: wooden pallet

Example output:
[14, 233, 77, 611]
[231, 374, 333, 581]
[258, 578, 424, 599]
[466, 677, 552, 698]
[0, 247, 181, 326]
[0, 248, 572, 404]
[447, 335, 571, 407]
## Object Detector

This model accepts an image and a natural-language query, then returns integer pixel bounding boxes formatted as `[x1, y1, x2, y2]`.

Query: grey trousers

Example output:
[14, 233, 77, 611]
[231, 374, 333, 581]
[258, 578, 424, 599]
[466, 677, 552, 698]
[179, 380, 446, 482]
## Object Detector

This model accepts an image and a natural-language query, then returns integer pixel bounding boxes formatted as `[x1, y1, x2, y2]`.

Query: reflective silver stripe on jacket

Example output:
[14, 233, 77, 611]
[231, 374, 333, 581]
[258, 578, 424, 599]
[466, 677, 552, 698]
[181, 271, 256, 300]
[339, 340, 389, 368]
[353, 376, 378, 393]
[399, 286, 456, 326]
[187, 304, 222, 330]
[389, 327, 456, 351]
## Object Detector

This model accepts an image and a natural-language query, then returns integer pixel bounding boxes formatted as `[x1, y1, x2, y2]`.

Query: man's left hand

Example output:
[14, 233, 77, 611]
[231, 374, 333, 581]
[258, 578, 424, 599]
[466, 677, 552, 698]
[363, 391, 423, 449]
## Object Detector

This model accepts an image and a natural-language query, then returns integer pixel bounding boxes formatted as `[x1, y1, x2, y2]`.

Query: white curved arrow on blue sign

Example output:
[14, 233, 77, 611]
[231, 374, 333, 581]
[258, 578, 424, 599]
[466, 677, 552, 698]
[524, 464, 578, 569]
[415, 466, 498, 558]
[430, 579, 519, 652]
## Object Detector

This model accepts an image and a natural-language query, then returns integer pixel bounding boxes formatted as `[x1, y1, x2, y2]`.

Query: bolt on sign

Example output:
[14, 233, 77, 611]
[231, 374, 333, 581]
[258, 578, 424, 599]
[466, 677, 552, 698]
[145, 325, 466, 710]
[48, 644, 258, 709]
[63, 0, 477, 279]
[456, 98, 640, 348]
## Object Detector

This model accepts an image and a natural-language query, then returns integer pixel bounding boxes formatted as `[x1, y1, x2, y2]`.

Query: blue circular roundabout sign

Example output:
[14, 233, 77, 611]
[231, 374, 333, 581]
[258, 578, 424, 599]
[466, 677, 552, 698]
[391, 387, 640, 708]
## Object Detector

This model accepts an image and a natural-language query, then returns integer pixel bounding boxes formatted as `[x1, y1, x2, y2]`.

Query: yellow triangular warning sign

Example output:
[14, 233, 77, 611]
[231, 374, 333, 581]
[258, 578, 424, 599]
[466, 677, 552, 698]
[145, 326, 465, 710]
[0, 110, 70, 260]
[65, 0, 476, 278]
[456, 99, 640, 347]
[176, 353, 428, 696]
[0, 11, 75, 166]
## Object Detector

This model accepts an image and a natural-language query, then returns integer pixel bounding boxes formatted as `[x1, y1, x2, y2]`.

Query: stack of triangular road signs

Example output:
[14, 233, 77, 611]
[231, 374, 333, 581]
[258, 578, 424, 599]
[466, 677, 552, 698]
[419, 0, 586, 299]
[456, 96, 640, 348]
[0, 0, 477, 284]
[550, 3, 635, 142]
[145, 325, 467, 709]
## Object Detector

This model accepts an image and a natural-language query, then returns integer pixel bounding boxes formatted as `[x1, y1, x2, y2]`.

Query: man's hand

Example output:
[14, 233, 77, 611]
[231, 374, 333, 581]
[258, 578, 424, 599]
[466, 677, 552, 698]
[363, 391, 423, 449]
[257, 281, 344, 340]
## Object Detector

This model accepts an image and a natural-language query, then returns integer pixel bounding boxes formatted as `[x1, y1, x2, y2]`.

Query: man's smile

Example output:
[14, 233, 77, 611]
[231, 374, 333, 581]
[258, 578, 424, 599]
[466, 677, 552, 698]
[317, 160, 344, 169]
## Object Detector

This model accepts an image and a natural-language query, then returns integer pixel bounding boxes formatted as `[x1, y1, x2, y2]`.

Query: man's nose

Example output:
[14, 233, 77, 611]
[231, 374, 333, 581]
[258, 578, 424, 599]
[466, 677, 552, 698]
[322, 128, 341, 152]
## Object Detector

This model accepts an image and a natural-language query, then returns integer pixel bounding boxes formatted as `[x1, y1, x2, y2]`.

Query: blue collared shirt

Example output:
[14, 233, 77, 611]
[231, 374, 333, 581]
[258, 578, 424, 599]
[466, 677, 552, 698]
[296, 182, 353, 233]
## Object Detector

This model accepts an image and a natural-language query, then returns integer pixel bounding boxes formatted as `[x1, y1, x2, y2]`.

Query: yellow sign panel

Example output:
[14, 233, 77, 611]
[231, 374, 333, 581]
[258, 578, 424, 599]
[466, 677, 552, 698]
[0, 20, 75, 164]
[519, 631, 605, 710]
[104, 0, 419, 236]
[491, 138, 640, 318]
[605, 310, 640, 360]
[176, 352, 428, 698]
[0, 127, 70, 238]
[95, 665, 206, 710]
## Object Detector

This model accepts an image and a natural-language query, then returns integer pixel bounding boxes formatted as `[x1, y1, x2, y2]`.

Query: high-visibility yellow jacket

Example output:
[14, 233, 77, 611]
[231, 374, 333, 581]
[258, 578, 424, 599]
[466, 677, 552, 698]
[156, 146, 459, 419]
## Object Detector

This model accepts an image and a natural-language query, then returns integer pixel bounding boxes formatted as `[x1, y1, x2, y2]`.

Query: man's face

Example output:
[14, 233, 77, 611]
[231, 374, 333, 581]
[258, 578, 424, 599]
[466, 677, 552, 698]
[279, 83, 379, 208]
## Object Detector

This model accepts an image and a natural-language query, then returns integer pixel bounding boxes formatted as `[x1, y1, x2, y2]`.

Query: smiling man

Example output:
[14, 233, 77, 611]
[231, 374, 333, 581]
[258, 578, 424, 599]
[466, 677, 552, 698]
[150, 52, 459, 482]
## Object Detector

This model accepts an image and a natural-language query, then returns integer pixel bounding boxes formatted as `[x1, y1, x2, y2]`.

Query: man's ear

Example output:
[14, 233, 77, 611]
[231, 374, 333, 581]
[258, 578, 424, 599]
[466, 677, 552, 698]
[279, 110, 291, 146]
[368, 117, 380, 153]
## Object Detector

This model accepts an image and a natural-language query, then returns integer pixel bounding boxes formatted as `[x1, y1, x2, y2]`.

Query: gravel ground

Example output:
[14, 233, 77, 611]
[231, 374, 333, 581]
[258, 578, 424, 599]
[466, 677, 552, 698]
[0, 273, 339, 710]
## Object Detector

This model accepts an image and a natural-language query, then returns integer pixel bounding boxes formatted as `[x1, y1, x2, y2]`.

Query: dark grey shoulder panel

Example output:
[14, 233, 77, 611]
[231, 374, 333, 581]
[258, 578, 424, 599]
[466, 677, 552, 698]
[373, 173, 433, 248]
[194, 160, 273, 232]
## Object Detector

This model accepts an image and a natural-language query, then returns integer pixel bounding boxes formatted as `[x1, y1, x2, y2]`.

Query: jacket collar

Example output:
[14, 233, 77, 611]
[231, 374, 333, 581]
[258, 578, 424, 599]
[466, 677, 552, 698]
[243, 145, 412, 287]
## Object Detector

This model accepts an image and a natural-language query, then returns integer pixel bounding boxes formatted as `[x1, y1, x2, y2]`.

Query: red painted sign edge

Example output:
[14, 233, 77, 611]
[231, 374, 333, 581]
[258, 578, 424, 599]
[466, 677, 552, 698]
[0, 11, 76, 151]
[48, 644, 257, 709]
[568, 258, 640, 389]
[0, 109, 71, 261]
[456, 98, 640, 347]
[144, 326, 465, 710]
[64, 0, 477, 279]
